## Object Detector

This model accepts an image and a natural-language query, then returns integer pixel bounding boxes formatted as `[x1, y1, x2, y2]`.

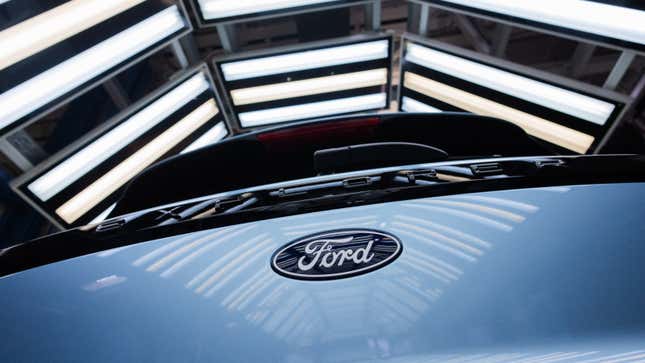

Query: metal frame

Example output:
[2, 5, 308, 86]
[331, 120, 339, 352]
[397, 33, 634, 154]
[0, 0, 194, 139]
[408, 0, 645, 55]
[210, 32, 394, 134]
[11, 63, 229, 230]
[187, 0, 381, 52]
[408, 0, 642, 91]
[188, 0, 379, 28]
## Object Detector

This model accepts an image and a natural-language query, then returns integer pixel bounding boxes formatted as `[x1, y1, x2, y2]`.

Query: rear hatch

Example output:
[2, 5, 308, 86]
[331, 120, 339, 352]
[2, 182, 645, 362]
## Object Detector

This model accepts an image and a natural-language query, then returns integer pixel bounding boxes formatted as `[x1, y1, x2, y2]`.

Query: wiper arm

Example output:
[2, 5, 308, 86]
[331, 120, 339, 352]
[157, 193, 259, 226]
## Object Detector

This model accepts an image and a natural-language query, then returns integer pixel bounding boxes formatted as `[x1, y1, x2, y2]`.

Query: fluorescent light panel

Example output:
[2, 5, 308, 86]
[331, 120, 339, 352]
[239, 93, 387, 128]
[0, 0, 145, 71]
[405, 43, 615, 125]
[89, 203, 117, 225]
[401, 96, 442, 113]
[435, 0, 645, 45]
[28, 73, 210, 202]
[231, 68, 388, 105]
[199, 0, 337, 20]
[221, 39, 389, 81]
[0, 6, 185, 132]
[404, 72, 594, 153]
[56, 99, 219, 224]
[181, 122, 228, 154]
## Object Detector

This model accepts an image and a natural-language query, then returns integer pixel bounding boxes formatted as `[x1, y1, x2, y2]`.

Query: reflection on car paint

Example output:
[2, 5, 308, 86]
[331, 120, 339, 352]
[3, 184, 645, 362]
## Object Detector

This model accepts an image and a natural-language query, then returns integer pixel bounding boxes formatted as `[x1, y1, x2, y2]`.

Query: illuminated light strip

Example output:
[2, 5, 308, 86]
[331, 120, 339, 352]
[379, 280, 428, 312]
[435, 0, 645, 45]
[222, 268, 269, 307]
[89, 203, 116, 225]
[28, 73, 210, 201]
[422, 199, 526, 223]
[160, 225, 256, 278]
[231, 68, 388, 106]
[221, 39, 389, 81]
[283, 221, 377, 237]
[395, 214, 492, 249]
[404, 72, 595, 154]
[405, 249, 458, 281]
[0, 0, 145, 71]
[146, 227, 236, 271]
[401, 96, 442, 113]
[391, 226, 476, 262]
[0, 6, 185, 131]
[180, 121, 228, 154]
[281, 215, 376, 231]
[199, 0, 336, 19]
[403, 203, 513, 232]
[575, 351, 645, 363]
[132, 230, 211, 267]
[238, 93, 387, 128]
[204, 242, 276, 297]
[194, 237, 273, 293]
[451, 195, 539, 213]
[393, 221, 483, 256]
[56, 99, 218, 224]
[406, 43, 615, 125]
[187, 234, 268, 288]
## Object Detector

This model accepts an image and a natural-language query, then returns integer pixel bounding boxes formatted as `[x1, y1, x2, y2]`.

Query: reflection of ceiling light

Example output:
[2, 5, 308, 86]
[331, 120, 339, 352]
[199, 0, 337, 20]
[401, 96, 442, 113]
[0, 0, 144, 71]
[56, 99, 219, 224]
[181, 122, 228, 154]
[404, 72, 594, 153]
[0, 6, 185, 131]
[231, 68, 388, 105]
[239, 93, 387, 128]
[405, 43, 615, 125]
[434, 0, 645, 45]
[28, 73, 210, 202]
[221, 40, 389, 81]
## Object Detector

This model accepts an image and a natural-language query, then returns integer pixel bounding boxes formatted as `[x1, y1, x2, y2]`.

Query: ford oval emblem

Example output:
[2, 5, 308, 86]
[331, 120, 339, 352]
[271, 229, 402, 280]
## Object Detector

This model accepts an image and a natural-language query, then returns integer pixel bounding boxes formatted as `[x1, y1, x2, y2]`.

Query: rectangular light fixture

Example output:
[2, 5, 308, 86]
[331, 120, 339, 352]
[404, 72, 594, 154]
[198, 0, 337, 20]
[0, 5, 187, 133]
[401, 96, 442, 113]
[418, 0, 645, 51]
[56, 100, 219, 224]
[405, 43, 616, 126]
[239, 93, 387, 128]
[221, 39, 389, 81]
[13, 67, 230, 228]
[231, 68, 388, 106]
[181, 122, 229, 154]
[0, 0, 145, 71]
[192, 0, 366, 25]
[399, 36, 629, 153]
[27, 73, 210, 202]
[215, 34, 393, 129]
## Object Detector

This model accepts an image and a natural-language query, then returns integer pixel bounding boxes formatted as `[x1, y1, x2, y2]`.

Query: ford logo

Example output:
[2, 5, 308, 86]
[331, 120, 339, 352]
[271, 229, 402, 280]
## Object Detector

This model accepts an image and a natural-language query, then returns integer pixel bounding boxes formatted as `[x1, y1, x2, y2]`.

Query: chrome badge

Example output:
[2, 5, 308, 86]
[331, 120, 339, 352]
[271, 229, 402, 280]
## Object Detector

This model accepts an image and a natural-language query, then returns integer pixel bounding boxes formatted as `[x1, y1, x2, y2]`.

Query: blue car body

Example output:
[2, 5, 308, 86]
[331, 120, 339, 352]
[2, 177, 645, 362]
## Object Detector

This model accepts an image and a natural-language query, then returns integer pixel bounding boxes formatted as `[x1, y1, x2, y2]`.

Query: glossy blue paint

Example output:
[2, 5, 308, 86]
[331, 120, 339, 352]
[2, 182, 645, 362]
